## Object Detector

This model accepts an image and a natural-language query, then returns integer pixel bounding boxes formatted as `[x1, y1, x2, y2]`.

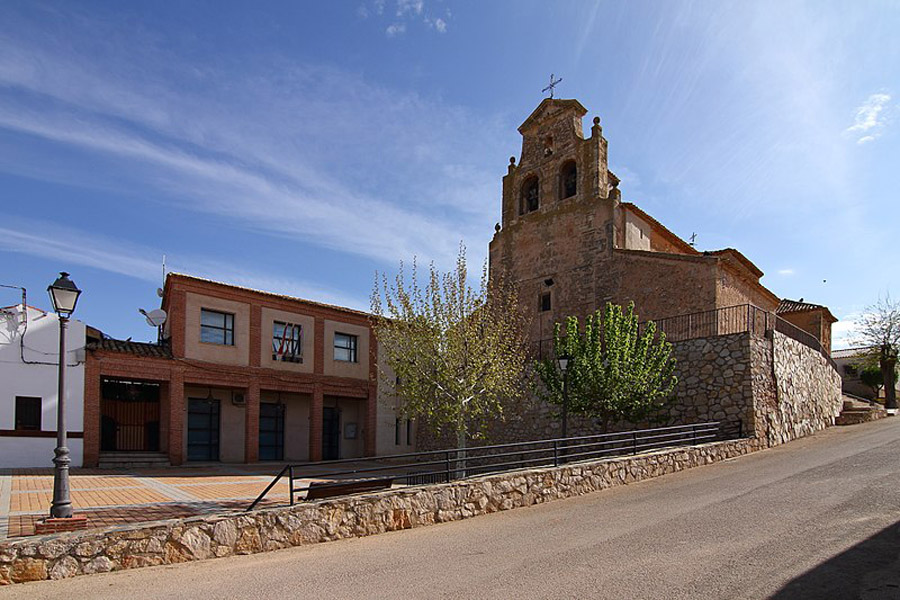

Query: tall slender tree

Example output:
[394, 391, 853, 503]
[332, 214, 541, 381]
[371, 245, 530, 458]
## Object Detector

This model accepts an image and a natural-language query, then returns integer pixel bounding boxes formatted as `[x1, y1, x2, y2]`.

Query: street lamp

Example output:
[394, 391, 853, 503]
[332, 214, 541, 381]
[47, 272, 81, 519]
[557, 352, 571, 439]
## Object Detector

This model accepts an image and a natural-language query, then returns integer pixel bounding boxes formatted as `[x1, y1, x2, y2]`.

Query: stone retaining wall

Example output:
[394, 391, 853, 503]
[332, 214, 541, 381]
[419, 331, 841, 453]
[667, 333, 755, 434]
[756, 332, 842, 446]
[0, 438, 756, 585]
[418, 334, 757, 450]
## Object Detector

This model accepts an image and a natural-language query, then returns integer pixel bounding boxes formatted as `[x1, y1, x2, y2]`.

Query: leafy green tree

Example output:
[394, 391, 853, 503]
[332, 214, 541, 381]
[535, 302, 678, 432]
[371, 245, 530, 455]
[859, 364, 884, 398]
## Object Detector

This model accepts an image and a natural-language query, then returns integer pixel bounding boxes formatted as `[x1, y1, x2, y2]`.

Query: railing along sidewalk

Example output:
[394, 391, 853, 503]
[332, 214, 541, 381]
[248, 421, 737, 511]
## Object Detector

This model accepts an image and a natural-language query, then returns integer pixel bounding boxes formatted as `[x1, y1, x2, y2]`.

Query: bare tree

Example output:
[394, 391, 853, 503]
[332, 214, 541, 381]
[854, 295, 900, 411]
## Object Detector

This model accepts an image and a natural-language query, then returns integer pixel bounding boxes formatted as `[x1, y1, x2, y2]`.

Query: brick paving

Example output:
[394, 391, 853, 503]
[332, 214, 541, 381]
[0, 465, 296, 540]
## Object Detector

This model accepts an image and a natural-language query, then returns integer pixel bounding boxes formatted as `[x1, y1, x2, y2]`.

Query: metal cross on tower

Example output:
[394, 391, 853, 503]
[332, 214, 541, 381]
[689, 232, 698, 247]
[542, 74, 563, 99]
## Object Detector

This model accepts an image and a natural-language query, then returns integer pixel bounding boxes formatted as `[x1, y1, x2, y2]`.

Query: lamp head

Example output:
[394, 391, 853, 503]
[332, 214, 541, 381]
[47, 272, 81, 317]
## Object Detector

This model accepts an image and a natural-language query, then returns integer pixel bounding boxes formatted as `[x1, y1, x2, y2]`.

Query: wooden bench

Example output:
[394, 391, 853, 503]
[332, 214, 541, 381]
[304, 477, 394, 501]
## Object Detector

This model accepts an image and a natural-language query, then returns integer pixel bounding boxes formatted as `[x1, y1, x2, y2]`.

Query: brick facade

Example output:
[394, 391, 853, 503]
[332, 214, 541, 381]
[83, 274, 379, 467]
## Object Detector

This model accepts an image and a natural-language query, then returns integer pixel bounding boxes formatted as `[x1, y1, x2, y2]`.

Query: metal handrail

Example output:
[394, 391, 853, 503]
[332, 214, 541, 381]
[539, 304, 837, 372]
[247, 421, 738, 510]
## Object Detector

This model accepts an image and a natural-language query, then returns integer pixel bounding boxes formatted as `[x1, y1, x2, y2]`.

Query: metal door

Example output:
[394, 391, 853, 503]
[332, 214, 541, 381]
[259, 403, 285, 461]
[187, 398, 220, 461]
[100, 379, 161, 452]
[322, 406, 340, 461]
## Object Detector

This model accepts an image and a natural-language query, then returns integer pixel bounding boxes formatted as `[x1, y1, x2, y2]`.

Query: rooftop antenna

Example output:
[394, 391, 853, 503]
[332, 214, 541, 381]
[156, 254, 166, 299]
[542, 73, 563, 99]
[689, 232, 698, 247]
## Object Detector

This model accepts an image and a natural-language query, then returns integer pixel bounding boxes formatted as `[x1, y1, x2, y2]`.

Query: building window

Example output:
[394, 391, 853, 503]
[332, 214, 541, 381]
[200, 309, 234, 345]
[272, 321, 302, 362]
[540, 292, 552, 312]
[15, 396, 41, 431]
[406, 419, 413, 446]
[560, 160, 577, 199]
[334, 332, 358, 362]
[395, 418, 402, 445]
[521, 177, 540, 214]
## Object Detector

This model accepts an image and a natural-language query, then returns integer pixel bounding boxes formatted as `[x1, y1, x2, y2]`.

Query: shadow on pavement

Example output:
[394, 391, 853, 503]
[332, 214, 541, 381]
[771, 520, 900, 599]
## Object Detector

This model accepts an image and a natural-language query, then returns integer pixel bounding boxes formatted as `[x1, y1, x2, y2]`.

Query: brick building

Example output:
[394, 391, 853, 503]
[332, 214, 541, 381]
[776, 299, 837, 355]
[489, 98, 817, 350]
[82, 273, 404, 468]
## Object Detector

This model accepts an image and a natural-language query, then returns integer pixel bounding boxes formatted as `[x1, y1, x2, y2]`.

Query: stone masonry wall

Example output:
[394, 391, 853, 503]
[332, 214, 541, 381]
[418, 330, 841, 453]
[666, 333, 756, 435]
[418, 333, 757, 449]
[0, 438, 755, 585]
[753, 332, 842, 447]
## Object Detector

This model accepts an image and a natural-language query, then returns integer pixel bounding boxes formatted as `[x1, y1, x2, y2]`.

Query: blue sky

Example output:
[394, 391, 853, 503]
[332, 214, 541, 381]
[1, 1, 897, 348]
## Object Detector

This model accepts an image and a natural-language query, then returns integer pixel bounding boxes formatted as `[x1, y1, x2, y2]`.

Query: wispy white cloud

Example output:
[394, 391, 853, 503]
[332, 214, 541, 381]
[358, 0, 449, 36]
[386, 22, 406, 37]
[777, 268, 795, 276]
[0, 18, 495, 268]
[832, 312, 861, 350]
[396, 0, 423, 17]
[0, 220, 160, 282]
[0, 218, 368, 311]
[845, 93, 892, 144]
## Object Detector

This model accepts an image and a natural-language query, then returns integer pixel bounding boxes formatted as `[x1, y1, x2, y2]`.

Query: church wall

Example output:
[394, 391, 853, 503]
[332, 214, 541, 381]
[623, 210, 652, 251]
[648, 229, 687, 255]
[715, 264, 779, 312]
[610, 249, 718, 322]
[490, 197, 617, 348]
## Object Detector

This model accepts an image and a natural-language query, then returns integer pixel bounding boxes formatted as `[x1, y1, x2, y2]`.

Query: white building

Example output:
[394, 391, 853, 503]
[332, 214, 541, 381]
[0, 303, 86, 469]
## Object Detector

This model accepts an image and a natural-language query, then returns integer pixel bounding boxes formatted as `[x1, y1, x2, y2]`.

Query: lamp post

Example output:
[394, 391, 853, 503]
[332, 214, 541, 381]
[47, 272, 81, 519]
[557, 353, 571, 439]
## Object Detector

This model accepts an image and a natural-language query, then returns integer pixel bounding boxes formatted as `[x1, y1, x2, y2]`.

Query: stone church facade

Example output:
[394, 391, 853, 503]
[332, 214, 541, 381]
[489, 98, 779, 348]
[471, 98, 843, 448]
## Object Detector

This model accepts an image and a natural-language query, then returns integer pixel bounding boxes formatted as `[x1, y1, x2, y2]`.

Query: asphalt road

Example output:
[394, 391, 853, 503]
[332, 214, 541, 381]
[6, 418, 900, 600]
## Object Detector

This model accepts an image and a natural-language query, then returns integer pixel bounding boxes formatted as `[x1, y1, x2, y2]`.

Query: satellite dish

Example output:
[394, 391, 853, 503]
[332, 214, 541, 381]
[138, 308, 168, 327]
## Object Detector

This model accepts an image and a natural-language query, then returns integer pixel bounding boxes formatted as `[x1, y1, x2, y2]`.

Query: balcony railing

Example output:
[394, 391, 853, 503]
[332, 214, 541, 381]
[534, 304, 836, 371]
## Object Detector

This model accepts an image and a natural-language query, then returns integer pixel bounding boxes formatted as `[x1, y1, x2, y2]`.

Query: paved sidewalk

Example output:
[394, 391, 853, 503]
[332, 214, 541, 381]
[0, 464, 299, 539]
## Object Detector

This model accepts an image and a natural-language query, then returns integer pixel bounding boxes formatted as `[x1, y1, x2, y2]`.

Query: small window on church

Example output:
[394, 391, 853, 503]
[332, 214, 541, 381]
[561, 161, 577, 199]
[540, 292, 551, 312]
[521, 177, 540, 214]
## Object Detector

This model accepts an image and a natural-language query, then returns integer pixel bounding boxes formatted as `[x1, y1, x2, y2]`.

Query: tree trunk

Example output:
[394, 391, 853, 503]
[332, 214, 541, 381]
[455, 412, 467, 479]
[882, 354, 897, 411]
